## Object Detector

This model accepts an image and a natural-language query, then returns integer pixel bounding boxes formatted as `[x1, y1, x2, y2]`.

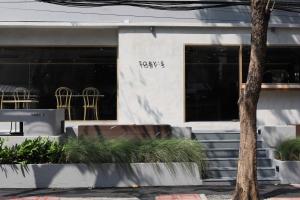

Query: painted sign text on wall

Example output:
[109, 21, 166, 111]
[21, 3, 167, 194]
[139, 61, 166, 69]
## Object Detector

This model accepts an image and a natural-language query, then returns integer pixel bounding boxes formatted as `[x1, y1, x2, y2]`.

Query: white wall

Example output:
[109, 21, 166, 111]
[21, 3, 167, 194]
[0, 1, 298, 25]
[0, 26, 300, 130]
[258, 91, 300, 127]
[118, 27, 300, 128]
[118, 27, 252, 126]
[0, 28, 118, 46]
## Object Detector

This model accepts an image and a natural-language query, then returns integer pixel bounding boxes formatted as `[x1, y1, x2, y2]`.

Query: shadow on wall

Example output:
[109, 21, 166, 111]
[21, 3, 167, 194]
[278, 161, 300, 184]
[0, 163, 200, 190]
[195, 6, 250, 25]
[136, 96, 163, 124]
[257, 91, 300, 126]
[195, 6, 300, 25]
[257, 109, 300, 127]
[119, 7, 300, 125]
[119, 68, 163, 124]
[77, 124, 172, 139]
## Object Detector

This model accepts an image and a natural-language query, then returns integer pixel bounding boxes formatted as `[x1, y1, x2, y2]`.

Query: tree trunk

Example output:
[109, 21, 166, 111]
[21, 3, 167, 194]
[233, 1, 270, 200]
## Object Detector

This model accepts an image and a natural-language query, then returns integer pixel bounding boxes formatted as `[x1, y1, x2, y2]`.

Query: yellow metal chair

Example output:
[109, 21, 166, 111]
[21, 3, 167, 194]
[55, 87, 72, 120]
[0, 90, 3, 109]
[14, 87, 30, 109]
[82, 87, 100, 120]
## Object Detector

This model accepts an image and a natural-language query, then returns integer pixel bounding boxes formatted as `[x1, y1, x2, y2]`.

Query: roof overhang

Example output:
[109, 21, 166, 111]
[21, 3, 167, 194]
[0, 21, 299, 29]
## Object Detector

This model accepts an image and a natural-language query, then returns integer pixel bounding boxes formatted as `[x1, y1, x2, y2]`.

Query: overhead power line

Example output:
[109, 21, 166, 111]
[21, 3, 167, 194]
[34, 0, 300, 13]
[0, 1, 36, 3]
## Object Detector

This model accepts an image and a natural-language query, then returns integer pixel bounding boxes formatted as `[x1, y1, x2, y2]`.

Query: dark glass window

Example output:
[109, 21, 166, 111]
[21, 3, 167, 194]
[185, 46, 239, 121]
[0, 47, 117, 120]
[242, 47, 300, 83]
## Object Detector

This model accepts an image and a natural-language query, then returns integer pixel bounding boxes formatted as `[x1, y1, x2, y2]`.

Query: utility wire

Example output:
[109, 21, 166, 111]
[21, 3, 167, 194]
[1, 0, 300, 14]
[0, 1, 36, 3]
[34, 0, 300, 13]
[0, 5, 252, 22]
[0, 3, 299, 22]
[0, 0, 299, 16]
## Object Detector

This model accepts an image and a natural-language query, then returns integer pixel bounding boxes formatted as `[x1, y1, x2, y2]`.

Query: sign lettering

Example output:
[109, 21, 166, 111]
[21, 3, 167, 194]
[139, 61, 166, 69]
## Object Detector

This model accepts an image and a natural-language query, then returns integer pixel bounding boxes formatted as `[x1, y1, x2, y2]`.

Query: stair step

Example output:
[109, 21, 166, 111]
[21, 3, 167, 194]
[193, 132, 240, 140]
[204, 148, 268, 158]
[200, 140, 264, 148]
[203, 177, 280, 185]
[205, 167, 276, 179]
[205, 158, 273, 168]
[193, 131, 263, 141]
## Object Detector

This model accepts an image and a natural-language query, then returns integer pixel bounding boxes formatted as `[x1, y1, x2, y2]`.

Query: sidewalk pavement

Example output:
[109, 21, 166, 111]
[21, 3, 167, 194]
[0, 185, 300, 200]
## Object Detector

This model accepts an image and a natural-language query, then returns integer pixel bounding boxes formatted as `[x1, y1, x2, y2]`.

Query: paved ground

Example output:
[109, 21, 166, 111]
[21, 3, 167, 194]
[0, 185, 300, 200]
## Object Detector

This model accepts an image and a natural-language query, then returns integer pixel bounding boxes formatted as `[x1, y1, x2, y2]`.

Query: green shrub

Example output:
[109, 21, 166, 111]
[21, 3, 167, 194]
[0, 138, 18, 164]
[0, 137, 206, 171]
[63, 137, 111, 163]
[63, 137, 206, 170]
[0, 137, 64, 164]
[275, 138, 300, 161]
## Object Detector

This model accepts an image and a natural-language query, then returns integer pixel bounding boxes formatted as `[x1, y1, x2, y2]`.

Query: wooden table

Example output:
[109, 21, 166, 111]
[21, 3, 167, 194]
[58, 95, 104, 97]
[1, 99, 39, 109]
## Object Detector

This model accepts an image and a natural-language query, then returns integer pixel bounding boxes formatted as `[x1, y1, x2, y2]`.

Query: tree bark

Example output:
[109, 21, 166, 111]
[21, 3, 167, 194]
[233, 1, 270, 200]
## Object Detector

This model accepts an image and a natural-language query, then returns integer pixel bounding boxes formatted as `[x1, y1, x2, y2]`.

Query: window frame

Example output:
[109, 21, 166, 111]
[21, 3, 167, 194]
[0, 45, 119, 122]
[184, 44, 241, 122]
[240, 45, 300, 90]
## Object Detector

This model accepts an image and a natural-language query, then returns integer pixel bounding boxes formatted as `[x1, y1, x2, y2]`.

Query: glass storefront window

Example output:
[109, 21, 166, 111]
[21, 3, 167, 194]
[185, 46, 239, 121]
[0, 47, 117, 120]
[242, 47, 300, 83]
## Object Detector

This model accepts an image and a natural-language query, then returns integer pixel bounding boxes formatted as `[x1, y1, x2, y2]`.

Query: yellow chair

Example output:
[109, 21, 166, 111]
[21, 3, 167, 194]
[55, 87, 72, 120]
[14, 87, 30, 109]
[0, 90, 3, 109]
[82, 87, 100, 120]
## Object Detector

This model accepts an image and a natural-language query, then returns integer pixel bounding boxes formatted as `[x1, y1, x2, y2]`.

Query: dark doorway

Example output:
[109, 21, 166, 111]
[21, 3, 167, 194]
[185, 46, 239, 121]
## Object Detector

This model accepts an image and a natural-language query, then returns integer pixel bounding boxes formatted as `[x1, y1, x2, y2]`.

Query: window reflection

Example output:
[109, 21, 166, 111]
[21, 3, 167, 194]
[242, 47, 300, 83]
[185, 46, 239, 121]
[0, 47, 117, 120]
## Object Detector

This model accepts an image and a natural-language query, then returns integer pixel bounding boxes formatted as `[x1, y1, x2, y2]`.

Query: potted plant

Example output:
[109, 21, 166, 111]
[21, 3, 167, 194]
[0, 137, 205, 188]
[274, 138, 300, 184]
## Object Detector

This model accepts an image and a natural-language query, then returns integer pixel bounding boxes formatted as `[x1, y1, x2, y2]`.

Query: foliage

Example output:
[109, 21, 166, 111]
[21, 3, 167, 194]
[275, 138, 300, 161]
[0, 137, 206, 170]
[0, 138, 17, 164]
[63, 137, 206, 170]
[0, 137, 64, 164]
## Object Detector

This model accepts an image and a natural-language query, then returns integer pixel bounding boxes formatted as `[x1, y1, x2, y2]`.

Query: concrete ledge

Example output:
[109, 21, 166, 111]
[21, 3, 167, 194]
[171, 127, 192, 139]
[78, 125, 172, 138]
[274, 159, 300, 184]
[0, 163, 202, 188]
[0, 109, 64, 136]
[75, 125, 192, 139]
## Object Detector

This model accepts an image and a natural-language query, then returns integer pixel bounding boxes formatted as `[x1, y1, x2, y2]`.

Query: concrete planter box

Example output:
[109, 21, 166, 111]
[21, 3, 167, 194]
[0, 162, 202, 188]
[274, 159, 300, 184]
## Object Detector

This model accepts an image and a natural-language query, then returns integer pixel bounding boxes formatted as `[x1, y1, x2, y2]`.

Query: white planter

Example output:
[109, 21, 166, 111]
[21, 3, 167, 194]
[274, 159, 300, 184]
[0, 162, 202, 188]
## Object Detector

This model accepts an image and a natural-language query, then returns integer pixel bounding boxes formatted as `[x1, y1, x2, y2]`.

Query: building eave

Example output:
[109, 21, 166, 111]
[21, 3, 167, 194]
[0, 21, 299, 29]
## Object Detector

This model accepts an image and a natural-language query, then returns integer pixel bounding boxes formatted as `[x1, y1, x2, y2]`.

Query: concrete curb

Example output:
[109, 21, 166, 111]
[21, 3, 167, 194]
[274, 159, 300, 184]
[0, 163, 202, 188]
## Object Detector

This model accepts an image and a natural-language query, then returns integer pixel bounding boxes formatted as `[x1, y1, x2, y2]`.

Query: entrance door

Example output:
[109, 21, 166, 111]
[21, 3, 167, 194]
[185, 46, 239, 121]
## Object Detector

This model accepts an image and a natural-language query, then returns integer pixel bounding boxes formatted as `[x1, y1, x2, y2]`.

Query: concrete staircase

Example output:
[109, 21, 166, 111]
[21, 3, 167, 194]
[193, 130, 279, 185]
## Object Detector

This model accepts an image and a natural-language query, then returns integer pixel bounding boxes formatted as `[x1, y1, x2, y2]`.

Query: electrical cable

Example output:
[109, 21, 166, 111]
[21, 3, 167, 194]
[0, 0, 299, 21]
[0, 0, 299, 13]
[33, 0, 300, 13]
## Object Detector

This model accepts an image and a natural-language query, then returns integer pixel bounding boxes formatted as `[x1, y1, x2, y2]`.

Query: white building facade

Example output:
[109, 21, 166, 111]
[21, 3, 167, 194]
[0, 1, 300, 131]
